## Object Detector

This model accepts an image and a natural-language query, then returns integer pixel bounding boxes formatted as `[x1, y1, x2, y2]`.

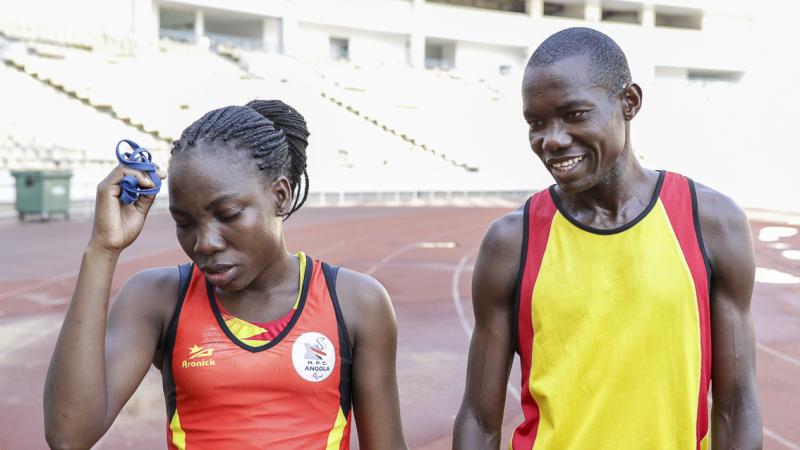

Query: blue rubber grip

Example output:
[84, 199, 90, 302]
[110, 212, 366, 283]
[115, 139, 161, 204]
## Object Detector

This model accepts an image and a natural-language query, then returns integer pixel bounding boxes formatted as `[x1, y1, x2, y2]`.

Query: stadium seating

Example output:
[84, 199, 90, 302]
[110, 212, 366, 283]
[305, 60, 542, 187]
[0, 54, 167, 200]
[1, 27, 504, 200]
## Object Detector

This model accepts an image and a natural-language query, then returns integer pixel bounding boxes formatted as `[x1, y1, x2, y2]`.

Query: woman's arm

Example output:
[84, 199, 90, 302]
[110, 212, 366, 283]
[43, 164, 172, 449]
[336, 268, 408, 449]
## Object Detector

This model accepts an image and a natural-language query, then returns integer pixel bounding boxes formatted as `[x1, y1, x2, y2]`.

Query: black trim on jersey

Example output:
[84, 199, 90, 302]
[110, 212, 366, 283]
[688, 178, 713, 289]
[549, 170, 666, 235]
[161, 262, 193, 422]
[512, 197, 532, 356]
[206, 254, 313, 353]
[322, 262, 353, 416]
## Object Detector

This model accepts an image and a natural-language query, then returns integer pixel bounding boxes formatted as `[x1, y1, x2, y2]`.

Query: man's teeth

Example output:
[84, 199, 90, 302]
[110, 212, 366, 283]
[552, 156, 584, 171]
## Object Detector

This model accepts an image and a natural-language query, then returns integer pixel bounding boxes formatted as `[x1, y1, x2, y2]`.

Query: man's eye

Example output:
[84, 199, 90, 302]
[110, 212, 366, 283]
[528, 119, 545, 130]
[566, 110, 588, 120]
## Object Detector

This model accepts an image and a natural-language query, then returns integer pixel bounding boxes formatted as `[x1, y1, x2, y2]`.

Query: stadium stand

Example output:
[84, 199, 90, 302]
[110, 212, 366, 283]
[2, 24, 531, 205]
[0, 38, 169, 204]
[2, 2, 782, 213]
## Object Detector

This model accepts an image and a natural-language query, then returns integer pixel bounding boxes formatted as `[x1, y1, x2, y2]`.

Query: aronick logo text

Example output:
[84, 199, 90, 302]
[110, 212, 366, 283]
[182, 344, 215, 369]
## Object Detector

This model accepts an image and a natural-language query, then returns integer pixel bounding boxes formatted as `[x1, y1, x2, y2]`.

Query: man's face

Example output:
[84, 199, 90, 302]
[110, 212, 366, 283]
[522, 54, 628, 194]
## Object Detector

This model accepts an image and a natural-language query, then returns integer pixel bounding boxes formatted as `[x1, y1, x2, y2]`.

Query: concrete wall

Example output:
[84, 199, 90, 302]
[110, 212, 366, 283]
[0, 0, 753, 75]
[455, 40, 527, 73]
[296, 23, 408, 66]
[0, 0, 140, 37]
[421, 2, 534, 46]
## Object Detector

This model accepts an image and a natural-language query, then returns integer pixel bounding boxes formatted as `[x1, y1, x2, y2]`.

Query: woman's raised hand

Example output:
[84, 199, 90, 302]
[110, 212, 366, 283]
[88, 163, 167, 253]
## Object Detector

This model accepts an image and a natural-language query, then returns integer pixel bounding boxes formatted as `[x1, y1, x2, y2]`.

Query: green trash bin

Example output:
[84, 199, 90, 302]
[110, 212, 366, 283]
[11, 170, 72, 220]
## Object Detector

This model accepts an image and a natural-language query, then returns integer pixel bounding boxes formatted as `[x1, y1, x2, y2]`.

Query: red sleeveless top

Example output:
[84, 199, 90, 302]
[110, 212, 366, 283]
[161, 255, 353, 449]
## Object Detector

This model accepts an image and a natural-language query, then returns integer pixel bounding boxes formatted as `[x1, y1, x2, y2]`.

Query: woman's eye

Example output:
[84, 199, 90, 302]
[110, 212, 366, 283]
[219, 210, 242, 222]
[171, 215, 193, 229]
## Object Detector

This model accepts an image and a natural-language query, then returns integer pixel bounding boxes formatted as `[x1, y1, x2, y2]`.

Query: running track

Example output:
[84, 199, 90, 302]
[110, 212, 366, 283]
[0, 206, 797, 449]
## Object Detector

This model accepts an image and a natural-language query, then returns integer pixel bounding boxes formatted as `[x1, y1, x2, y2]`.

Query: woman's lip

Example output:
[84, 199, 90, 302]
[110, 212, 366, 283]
[203, 265, 237, 286]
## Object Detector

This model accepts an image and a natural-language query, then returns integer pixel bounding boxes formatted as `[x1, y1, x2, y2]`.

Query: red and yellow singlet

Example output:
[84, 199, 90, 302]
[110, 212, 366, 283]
[161, 253, 352, 449]
[512, 172, 712, 449]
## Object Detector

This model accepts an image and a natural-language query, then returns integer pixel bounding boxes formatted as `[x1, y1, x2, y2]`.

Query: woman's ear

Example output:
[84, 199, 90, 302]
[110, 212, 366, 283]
[270, 176, 293, 217]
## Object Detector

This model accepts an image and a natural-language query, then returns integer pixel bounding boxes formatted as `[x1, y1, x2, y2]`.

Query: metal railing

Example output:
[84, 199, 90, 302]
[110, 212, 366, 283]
[0, 182, 534, 221]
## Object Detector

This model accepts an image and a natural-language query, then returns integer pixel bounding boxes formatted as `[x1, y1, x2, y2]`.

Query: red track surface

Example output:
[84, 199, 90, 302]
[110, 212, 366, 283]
[0, 207, 797, 449]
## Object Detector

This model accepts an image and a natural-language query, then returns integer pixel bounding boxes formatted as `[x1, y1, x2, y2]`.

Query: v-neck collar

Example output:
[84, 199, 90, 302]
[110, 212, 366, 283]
[207, 254, 313, 353]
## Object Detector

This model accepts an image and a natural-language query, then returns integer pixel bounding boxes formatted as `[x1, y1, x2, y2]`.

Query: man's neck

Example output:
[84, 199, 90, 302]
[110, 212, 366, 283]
[556, 153, 659, 229]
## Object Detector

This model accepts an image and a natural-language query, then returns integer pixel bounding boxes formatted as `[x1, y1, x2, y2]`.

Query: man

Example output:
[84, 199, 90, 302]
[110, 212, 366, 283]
[453, 27, 761, 449]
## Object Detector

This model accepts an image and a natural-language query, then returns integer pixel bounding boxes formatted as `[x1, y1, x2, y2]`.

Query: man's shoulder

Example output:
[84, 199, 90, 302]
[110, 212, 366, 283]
[483, 201, 528, 254]
[657, 170, 746, 228]
[691, 180, 748, 234]
[686, 180, 751, 273]
[470, 201, 529, 310]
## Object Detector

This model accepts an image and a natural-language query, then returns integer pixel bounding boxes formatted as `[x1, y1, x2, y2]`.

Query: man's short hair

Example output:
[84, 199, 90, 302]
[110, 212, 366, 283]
[528, 27, 632, 97]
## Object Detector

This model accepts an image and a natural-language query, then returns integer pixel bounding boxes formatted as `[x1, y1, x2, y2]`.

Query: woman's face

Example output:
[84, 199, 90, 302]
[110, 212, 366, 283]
[167, 142, 291, 292]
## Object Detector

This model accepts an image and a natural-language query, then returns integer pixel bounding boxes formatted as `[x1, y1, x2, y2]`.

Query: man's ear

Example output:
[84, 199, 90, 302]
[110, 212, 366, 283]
[270, 176, 293, 217]
[621, 82, 643, 121]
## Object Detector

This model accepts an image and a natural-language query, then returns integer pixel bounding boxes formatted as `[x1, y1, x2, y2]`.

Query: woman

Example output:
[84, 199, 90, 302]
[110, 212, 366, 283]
[44, 100, 408, 449]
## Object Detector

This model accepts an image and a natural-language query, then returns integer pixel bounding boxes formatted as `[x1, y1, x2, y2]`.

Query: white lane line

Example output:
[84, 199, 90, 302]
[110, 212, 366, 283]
[452, 253, 475, 336]
[764, 427, 800, 450]
[0, 246, 184, 302]
[364, 222, 484, 276]
[757, 343, 800, 368]
[758, 226, 798, 243]
[782, 250, 800, 260]
[313, 241, 346, 258]
[451, 250, 521, 402]
[755, 267, 800, 285]
[310, 220, 428, 259]
[0, 315, 60, 360]
[365, 243, 414, 276]
[0, 329, 58, 361]
[0, 271, 77, 302]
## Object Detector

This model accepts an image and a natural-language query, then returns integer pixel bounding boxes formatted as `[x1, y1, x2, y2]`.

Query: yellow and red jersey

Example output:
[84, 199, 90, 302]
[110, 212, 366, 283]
[512, 172, 712, 450]
[161, 253, 352, 449]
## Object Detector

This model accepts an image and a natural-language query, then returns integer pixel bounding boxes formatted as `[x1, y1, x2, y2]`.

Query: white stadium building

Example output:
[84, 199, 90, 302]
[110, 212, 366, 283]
[0, 0, 796, 212]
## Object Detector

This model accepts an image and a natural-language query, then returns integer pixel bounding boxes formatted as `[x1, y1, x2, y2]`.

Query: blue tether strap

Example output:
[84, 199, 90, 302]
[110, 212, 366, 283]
[115, 139, 161, 204]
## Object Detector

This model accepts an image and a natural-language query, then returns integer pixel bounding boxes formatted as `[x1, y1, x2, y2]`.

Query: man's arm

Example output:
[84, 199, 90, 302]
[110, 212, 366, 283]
[453, 210, 523, 450]
[336, 269, 408, 449]
[696, 184, 762, 449]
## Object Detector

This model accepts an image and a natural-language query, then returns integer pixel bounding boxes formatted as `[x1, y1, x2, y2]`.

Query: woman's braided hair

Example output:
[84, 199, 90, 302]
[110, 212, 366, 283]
[171, 100, 310, 219]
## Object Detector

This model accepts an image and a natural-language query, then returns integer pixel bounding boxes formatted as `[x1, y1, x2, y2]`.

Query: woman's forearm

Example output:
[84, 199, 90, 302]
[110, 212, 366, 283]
[43, 245, 120, 448]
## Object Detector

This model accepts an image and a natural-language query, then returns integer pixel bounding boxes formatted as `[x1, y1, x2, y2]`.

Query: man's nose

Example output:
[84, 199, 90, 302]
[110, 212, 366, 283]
[541, 122, 573, 153]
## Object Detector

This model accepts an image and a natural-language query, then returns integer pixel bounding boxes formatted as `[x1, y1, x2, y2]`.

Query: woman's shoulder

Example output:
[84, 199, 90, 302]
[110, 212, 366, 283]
[113, 266, 185, 341]
[119, 265, 184, 306]
[331, 267, 389, 306]
[326, 266, 396, 346]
